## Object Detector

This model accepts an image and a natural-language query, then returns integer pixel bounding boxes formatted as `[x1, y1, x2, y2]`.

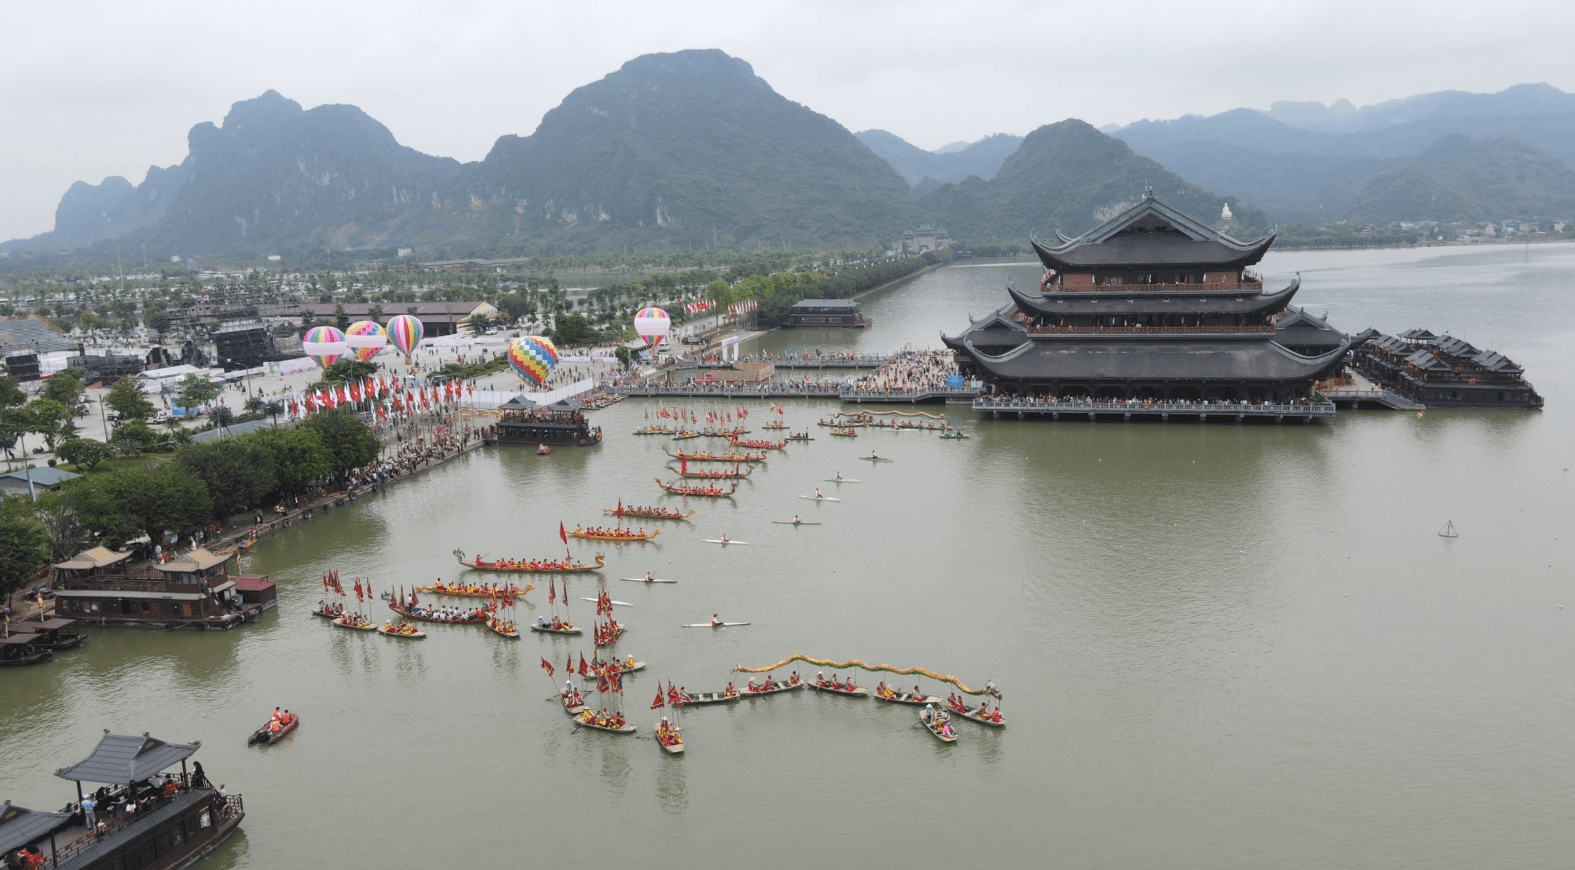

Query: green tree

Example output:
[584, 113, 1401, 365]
[614, 346, 634, 370]
[104, 378, 156, 422]
[0, 407, 27, 467]
[57, 438, 114, 472]
[109, 420, 158, 457]
[176, 439, 276, 519]
[106, 467, 212, 548]
[175, 374, 221, 411]
[300, 409, 379, 480]
[41, 370, 84, 408]
[551, 313, 597, 347]
[334, 302, 349, 332]
[54, 476, 140, 549]
[24, 399, 76, 451]
[251, 428, 334, 499]
[0, 515, 49, 599]
[30, 500, 93, 563]
[314, 359, 377, 387]
[0, 375, 26, 408]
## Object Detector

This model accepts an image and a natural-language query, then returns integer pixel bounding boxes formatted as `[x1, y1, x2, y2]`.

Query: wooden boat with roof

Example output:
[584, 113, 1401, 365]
[0, 634, 52, 666]
[10, 618, 85, 651]
[568, 528, 661, 542]
[248, 713, 300, 745]
[920, 708, 958, 744]
[416, 580, 534, 598]
[453, 549, 606, 573]
[656, 479, 738, 498]
[376, 621, 427, 639]
[806, 678, 869, 698]
[602, 506, 695, 520]
[666, 449, 765, 463]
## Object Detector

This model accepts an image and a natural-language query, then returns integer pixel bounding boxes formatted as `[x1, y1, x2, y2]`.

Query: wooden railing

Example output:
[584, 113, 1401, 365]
[1025, 325, 1275, 335]
[1049, 282, 1263, 293]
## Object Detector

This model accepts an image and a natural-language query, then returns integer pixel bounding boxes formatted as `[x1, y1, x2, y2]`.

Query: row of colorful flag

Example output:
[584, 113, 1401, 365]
[287, 377, 474, 419]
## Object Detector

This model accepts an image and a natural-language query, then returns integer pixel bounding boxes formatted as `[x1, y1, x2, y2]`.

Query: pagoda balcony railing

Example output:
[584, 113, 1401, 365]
[1049, 281, 1263, 293]
[974, 398, 1333, 416]
[1025, 324, 1276, 335]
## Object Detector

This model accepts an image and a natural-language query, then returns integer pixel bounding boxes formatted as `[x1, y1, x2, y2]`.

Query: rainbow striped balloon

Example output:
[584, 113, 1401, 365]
[345, 320, 388, 362]
[634, 306, 670, 349]
[386, 314, 424, 359]
[302, 326, 347, 369]
[508, 335, 559, 388]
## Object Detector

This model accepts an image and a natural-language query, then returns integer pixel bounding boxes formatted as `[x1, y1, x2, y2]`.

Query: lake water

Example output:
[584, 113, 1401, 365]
[3, 243, 1573, 869]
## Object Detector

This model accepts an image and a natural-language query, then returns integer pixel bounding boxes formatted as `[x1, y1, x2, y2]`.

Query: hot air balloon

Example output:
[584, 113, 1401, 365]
[508, 335, 559, 389]
[386, 314, 424, 360]
[634, 307, 671, 350]
[345, 320, 388, 362]
[302, 326, 347, 369]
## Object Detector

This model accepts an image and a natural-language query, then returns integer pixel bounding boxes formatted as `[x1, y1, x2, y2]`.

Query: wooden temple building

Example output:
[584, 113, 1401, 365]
[1351, 330, 1543, 409]
[50, 547, 275, 630]
[944, 192, 1371, 422]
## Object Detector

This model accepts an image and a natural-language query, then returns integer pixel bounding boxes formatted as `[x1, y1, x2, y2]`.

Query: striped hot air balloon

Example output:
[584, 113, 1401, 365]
[302, 326, 347, 369]
[386, 314, 424, 360]
[345, 320, 388, 362]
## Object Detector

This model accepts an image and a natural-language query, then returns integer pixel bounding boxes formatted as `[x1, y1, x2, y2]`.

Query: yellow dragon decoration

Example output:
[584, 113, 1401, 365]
[735, 656, 998, 697]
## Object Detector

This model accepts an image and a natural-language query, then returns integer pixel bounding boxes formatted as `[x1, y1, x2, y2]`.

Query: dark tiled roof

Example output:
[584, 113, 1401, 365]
[1007, 277, 1299, 317]
[54, 733, 200, 785]
[498, 396, 537, 411]
[791, 299, 859, 309]
[959, 336, 1350, 382]
[1032, 196, 1273, 270]
[0, 803, 73, 855]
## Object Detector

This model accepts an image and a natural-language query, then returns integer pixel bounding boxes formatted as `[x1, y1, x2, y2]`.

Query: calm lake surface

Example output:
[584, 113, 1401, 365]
[4, 243, 1573, 869]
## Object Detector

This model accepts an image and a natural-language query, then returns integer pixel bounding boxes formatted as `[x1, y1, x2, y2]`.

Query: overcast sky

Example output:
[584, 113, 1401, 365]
[3, 0, 1571, 242]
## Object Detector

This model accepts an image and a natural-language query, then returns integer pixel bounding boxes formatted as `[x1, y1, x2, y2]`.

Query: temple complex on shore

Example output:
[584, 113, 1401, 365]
[943, 193, 1371, 412]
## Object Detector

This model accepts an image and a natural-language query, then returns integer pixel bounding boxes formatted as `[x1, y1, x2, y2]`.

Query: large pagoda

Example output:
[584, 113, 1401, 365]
[943, 192, 1365, 407]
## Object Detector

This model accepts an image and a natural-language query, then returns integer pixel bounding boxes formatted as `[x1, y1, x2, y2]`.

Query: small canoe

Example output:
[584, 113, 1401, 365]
[530, 623, 583, 636]
[574, 714, 639, 733]
[619, 577, 677, 584]
[376, 624, 427, 639]
[579, 597, 634, 607]
[679, 691, 742, 706]
[597, 660, 646, 675]
[701, 539, 749, 545]
[311, 607, 347, 619]
[822, 478, 860, 483]
[772, 520, 822, 526]
[798, 495, 840, 502]
[805, 681, 869, 698]
[740, 681, 805, 697]
[561, 694, 587, 716]
[248, 716, 300, 745]
[949, 705, 1008, 728]
[680, 622, 750, 628]
[858, 456, 894, 462]
[332, 615, 378, 631]
[920, 711, 958, 744]
[486, 621, 521, 639]
[873, 692, 940, 706]
[658, 734, 685, 755]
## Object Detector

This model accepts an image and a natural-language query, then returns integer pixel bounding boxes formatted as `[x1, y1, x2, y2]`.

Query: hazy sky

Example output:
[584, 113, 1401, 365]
[3, 0, 1571, 242]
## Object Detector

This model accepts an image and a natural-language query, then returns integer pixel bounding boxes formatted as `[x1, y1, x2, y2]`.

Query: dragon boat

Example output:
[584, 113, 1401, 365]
[806, 679, 869, 698]
[388, 601, 487, 625]
[602, 506, 695, 520]
[656, 478, 738, 498]
[417, 580, 534, 598]
[667, 465, 752, 479]
[377, 621, 427, 639]
[728, 437, 788, 451]
[453, 550, 607, 573]
[633, 426, 678, 435]
[667, 449, 765, 463]
[568, 529, 662, 542]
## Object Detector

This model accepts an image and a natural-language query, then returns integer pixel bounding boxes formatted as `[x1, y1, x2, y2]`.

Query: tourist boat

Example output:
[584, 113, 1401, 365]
[947, 701, 1007, 728]
[377, 622, 427, 639]
[10, 617, 85, 651]
[248, 713, 300, 745]
[830, 427, 858, 437]
[530, 621, 583, 635]
[872, 687, 940, 706]
[920, 708, 958, 744]
[656, 479, 738, 498]
[678, 689, 741, 706]
[633, 425, 678, 435]
[536, 444, 552, 456]
[667, 465, 752, 479]
[666, 449, 765, 463]
[388, 601, 486, 625]
[453, 550, 606, 573]
[740, 679, 805, 697]
[728, 437, 788, 450]
[806, 679, 869, 698]
[574, 711, 638, 733]
[602, 506, 695, 520]
[0, 634, 52, 667]
[656, 723, 684, 755]
[416, 580, 534, 598]
[485, 619, 520, 639]
[332, 613, 378, 631]
[483, 397, 603, 448]
[568, 528, 661, 542]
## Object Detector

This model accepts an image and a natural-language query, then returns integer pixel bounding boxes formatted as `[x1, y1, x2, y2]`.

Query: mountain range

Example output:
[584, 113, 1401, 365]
[8, 52, 1572, 262]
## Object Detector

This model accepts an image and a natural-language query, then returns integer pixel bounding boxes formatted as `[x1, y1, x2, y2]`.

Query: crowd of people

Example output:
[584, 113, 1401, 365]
[851, 350, 960, 394]
[979, 391, 1322, 408]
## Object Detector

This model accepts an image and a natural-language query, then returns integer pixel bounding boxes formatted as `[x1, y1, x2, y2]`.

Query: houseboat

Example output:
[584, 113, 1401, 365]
[482, 396, 603, 448]
[50, 547, 274, 630]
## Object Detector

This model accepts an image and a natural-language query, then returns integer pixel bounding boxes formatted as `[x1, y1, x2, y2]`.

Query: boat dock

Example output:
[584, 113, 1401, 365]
[610, 384, 975, 404]
[689, 354, 892, 370]
[1317, 372, 1427, 410]
[973, 398, 1336, 423]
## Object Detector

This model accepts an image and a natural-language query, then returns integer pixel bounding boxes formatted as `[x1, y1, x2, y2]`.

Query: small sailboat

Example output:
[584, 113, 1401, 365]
[1439, 520, 1458, 538]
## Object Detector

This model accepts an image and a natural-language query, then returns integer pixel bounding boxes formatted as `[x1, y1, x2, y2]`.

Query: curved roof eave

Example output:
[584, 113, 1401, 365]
[1008, 275, 1300, 317]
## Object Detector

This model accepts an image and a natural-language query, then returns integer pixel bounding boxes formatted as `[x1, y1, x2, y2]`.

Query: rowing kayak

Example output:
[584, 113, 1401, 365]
[859, 457, 894, 462]
[772, 521, 823, 525]
[822, 478, 860, 483]
[798, 495, 841, 502]
[619, 577, 677, 584]
[580, 597, 634, 607]
[701, 539, 749, 545]
[681, 622, 750, 628]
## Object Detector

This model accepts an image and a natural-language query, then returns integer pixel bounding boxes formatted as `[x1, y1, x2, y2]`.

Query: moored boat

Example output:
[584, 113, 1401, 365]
[453, 550, 606, 573]
[0, 634, 52, 667]
[10, 618, 85, 651]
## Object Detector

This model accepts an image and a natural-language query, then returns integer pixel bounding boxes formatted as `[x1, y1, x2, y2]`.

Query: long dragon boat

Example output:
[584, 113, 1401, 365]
[666, 465, 752, 479]
[602, 506, 695, 520]
[633, 425, 678, 435]
[656, 478, 738, 498]
[388, 601, 487, 625]
[666, 449, 765, 463]
[568, 528, 661, 542]
[453, 550, 607, 573]
[728, 437, 788, 450]
[417, 580, 534, 598]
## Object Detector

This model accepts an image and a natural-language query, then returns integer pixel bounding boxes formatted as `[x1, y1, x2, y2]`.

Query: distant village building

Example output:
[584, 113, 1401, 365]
[785, 299, 869, 329]
[0, 317, 79, 381]
[294, 301, 498, 337]
[895, 226, 951, 256]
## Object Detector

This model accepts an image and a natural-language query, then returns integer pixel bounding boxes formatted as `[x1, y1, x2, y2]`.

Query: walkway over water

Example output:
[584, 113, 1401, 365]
[689, 354, 892, 370]
[1317, 373, 1426, 410]
[973, 397, 1336, 423]
[609, 384, 973, 403]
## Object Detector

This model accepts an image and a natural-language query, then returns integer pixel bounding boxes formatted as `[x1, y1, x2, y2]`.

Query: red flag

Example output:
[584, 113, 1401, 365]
[616, 500, 623, 518]
[350, 382, 362, 403]
[559, 522, 568, 545]
[566, 654, 573, 677]
[548, 578, 555, 605]
[541, 657, 554, 677]
[579, 653, 588, 678]
[651, 690, 665, 710]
